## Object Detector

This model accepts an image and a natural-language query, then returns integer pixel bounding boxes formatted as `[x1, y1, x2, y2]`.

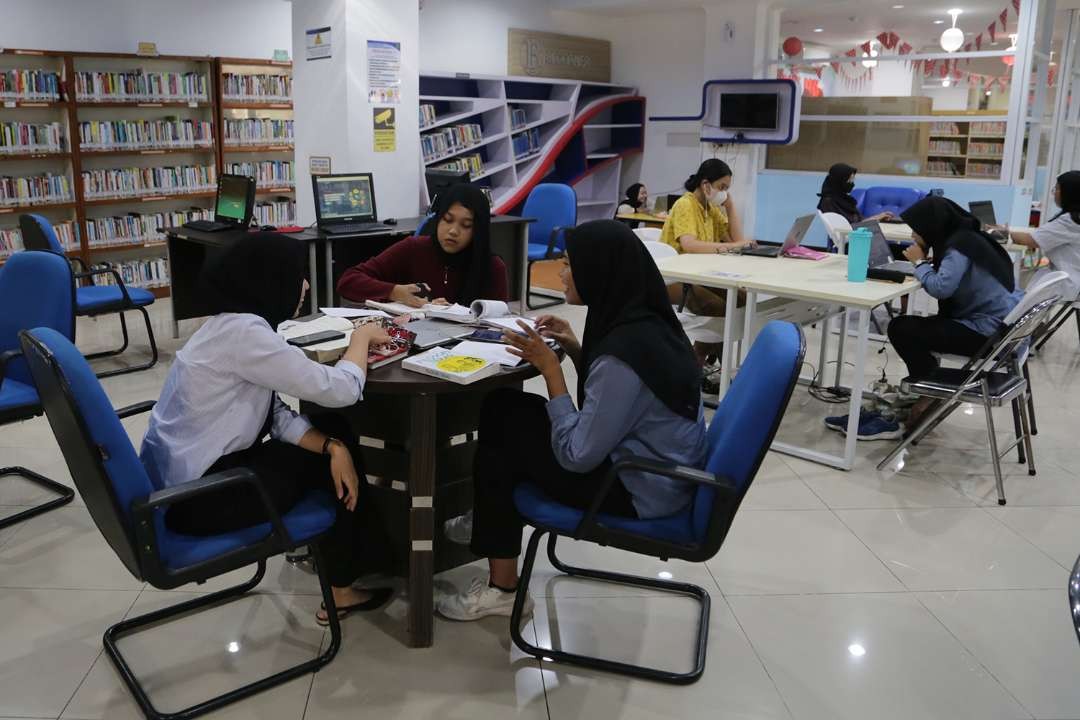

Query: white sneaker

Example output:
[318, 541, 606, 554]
[444, 511, 473, 545]
[436, 576, 534, 622]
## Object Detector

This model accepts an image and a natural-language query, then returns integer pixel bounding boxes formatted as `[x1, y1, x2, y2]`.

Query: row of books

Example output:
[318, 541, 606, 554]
[224, 160, 294, 189]
[970, 121, 1006, 136]
[77, 118, 214, 151]
[0, 69, 63, 101]
[223, 118, 294, 146]
[928, 140, 962, 155]
[90, 257, 169, 289]
[968, 142, 1004, 158]
[0, 220, 77, 257]
[422, 123, 483, 163]
[222, 73, 292, 102]
[433, 154, 484, 179]
[253, 198, 296, 226]
[0, 173, 72, 207]
[74, 71, 209, 102]
[929, 122, 963, 137]
[926, 160, 963, 176]
[419, 104, 437, 129]
[967, 161, 1002, 178]
[513, 128, 541, 158]
[81, 165, 216, 200]
[510, 108, 529, 130]
[85, 209, 212, 247]
[0, 121, 66, 154]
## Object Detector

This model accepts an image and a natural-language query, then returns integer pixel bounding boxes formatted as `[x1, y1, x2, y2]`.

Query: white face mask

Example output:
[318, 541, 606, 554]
[711, 189, 728, 206]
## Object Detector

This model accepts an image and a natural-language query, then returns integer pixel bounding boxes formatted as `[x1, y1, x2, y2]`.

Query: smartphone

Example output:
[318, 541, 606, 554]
[465, 328, 509, 343]
[287, 330, 345, 347]
[414, 282, 432, 298]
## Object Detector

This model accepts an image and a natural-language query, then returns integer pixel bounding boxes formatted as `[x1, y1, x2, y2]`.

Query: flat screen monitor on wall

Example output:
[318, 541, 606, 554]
[719, 93, 780, 131]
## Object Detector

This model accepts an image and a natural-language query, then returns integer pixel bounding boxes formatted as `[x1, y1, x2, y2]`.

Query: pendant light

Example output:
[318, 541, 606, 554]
[940, 9, 964, 53]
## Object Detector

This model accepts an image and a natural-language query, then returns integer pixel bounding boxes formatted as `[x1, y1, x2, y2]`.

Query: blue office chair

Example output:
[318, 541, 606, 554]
[851, 187, 866, 210]
[523, 183, 576, 310]
[0, 252, 77, 529]
[18, 326, 343, 720]
[510, 321, 805, 683]
[859, 186, 926, 218]
[19, 214, 159, 378]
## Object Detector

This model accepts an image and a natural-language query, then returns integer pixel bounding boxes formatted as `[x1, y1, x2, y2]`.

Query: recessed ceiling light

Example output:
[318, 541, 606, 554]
[814, 27, 824, 32]
[934, 19, 945, 24]
[892, 3, 905, 7]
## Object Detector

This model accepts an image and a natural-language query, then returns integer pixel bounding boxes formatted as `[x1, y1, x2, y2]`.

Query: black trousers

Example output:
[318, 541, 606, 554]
[469, 388, 638, 560]
[165, 413, 393, 587]
[887, 315, 992, 379]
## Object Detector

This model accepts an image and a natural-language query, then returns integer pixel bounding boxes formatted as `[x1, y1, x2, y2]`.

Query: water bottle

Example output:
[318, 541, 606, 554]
[846, 227, 872, 282]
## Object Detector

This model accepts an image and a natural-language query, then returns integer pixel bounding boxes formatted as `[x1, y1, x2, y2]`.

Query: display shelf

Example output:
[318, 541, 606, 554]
[423, 132, 508, 166]
[220, 101, 292, 110]
[83, 191, 215, 207]
[222, 144, 294, 153]
[0, 201, 76, 213]
[88, 241, 167, 254]
[0, 100, 68, 109]
[0, 152, 71, 161]
[77, 100, 209, 108]
[80, 147, 214, 157]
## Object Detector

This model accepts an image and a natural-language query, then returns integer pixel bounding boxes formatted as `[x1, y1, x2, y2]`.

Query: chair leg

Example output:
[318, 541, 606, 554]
[879, 397, 958, 471]
[980, 381, 1007, 506]
[1010, 399, 1027, 465]
[1017, 388, 1037, 478]
[0, 466, 75, 530]
[84, 310, 131, 360]
[1033, 305, 1073, 352]
[525, 259, 564, 311]
[1021, 363, 1038, 436]
[510, 530, 710, 685]
[103, 552, 340, 720]
[93, 306, 160, 379]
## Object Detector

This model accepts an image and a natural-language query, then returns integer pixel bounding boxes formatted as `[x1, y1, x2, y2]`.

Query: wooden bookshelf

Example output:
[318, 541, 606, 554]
[924, 118, 1007, 178]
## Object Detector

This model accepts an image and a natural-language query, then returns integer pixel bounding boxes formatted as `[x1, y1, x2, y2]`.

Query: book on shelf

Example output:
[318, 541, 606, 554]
[928, 140, 962, 155]
[511, 108, 528, 130]
[421, 123, 483, 162]
[970, 121, 1006, 136]
[81, 164, 216, 200]
[223, 118, 294, 146]
[224, 160, 294, 189]
[433, 154, 484, 178]
[221, 73, 292, 103]
[512, 128, 541, 158]
[74, 70, 209, 102]
[402, 346, 501, 385]
[1, 219, 77, 258]
[78, 118, 213, 151]
[0, 172, 72, 206]
[90, 256, 170, 289]
[419, 104, 437, 128]
[0, 69, 63, 101]
[968, 141, 1003, 157]
[253, 198, 296, 226]
[0, 121, 65, 155]
[86, 208, 211, 247]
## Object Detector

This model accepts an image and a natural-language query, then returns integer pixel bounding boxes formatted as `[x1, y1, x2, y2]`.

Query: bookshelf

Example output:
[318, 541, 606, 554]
[925, 119, 1007, 178]
[418, 73, 644, 221]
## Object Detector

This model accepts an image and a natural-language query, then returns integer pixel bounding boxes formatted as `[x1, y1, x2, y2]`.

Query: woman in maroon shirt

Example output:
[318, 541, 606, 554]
[337, 183, 509, 307]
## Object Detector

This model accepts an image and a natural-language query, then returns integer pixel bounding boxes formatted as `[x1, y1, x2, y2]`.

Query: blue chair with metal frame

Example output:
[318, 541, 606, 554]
[523, 183, 576, 309]
[509, 321, 805, 684]
[0, 251, 77, 529]
[18, 326, 343, 720]
[19, 213, 159, 378]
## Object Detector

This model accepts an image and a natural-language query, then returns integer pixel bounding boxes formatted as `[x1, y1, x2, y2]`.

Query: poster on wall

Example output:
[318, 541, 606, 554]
[373, 107, 396, 152]
[306, 27, 332, 61]
[507, 29, 611, 83]
[367, 40, 402, 103]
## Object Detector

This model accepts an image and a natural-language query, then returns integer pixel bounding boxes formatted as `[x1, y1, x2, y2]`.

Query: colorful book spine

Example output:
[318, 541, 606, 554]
[89, 257, 170, 288]
[422, 123, 484, 163]
[419, 104, 437, 129]
[434, 153, 484, 179]
[510, 108, 528, 130]
[221, 73, 292, 102]
[512, 128, 541, 158]
[77, 118, 213, 150]
[75, 70, 209, 102]
[253, 198, 296, 226]
[80, 165, 216, 200]
[0, 121, 65, 154]
[85, 208, 212, 247]
[224, 160, 294, 189]
[223, 118, 294, 146]
[0, 172, 72, 206]
[0, 69, 62, 101]
[0, 219, 77, 257]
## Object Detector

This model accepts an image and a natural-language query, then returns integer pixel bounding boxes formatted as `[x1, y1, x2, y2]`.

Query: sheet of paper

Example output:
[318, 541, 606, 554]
[278, 315, 353, 340]
[320, 307, 390, 319]
[484, 316, 537, 332]
[451, 340, 524, 367]
[426, 302, 471, 316]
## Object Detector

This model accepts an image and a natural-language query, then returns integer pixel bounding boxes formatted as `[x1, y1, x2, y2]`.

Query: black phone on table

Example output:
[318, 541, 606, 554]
[288, 330, 345, 347]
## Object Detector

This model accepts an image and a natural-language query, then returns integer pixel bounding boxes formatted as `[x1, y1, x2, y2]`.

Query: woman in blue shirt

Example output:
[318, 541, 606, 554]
[437, 220, 707, 622]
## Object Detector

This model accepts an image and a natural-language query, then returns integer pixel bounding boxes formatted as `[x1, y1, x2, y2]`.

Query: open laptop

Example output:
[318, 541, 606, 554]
[969, 200, 1009, 240]
[858, 220, 915, 275]
[313, 173, 384, 235]
[182, 174, 255, 232]
[741, 214, 816, 258]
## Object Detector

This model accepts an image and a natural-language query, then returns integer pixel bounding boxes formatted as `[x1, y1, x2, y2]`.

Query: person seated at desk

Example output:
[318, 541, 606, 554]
[616, 182, 666, 225]
[140, 234, 396, 626]
[825, 197, 1022, 440]
[816, 162, 896, 225]
[1003, 171, 1080, 301]
[436, 220, 707, 622]
[337, 183, 508, 307]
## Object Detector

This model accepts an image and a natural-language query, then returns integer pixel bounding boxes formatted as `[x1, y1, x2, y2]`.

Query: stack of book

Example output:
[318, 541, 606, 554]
[0, 219, 76, 258]
[510, 108, 528, 130]
[81, 164, 216, 200]
[971, 121, 1006, 136]
[90, 257, 170, 288]
[419, 104, 437, 129]
[928, 139, 962, 155]
[433, 154, 484, 178]
[969, 141, 1003, 158]
[0, 121, 65, 155]
[253, 198, 296, 226]
[85, 209, 212, 247]
[223, 118, 294, 147]
[224, 160, 294, 189]
[0, 69, 63, 101]
[967, 161, 1001, 178]
[422, 123, 483, 162]
[74, 70, 209, 102]
[77, 118, 213, 151]
[221, 73, 292, 103]
[0, 172, 72, 206]
[512, 128, 541, 159]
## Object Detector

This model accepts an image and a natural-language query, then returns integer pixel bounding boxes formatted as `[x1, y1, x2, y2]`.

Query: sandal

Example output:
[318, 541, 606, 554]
[315, 587, 395, 626]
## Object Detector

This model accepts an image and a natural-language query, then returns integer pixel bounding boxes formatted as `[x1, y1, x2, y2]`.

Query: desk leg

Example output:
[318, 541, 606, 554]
[407, 393, 436, 648]
[741, 290, 758, 366]
[839, 308, 870, 470]
[325, 237, 335, 306]
[308, 243, 320, 315]
[517, 224, 528, 309]
[834, 311, 849, 388]
[817, 314, 831, 385]
[718, 287, 738, 396]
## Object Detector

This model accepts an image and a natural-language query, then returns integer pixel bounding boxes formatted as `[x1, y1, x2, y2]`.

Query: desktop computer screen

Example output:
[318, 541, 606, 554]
[314, 174, 376, 222]
[215, 174, 254, 224]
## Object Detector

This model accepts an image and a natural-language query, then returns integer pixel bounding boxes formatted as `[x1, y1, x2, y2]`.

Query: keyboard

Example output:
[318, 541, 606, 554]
[740, 245, 782, 258]
[183, 219, 234, 233]
[322, 222, 385, 235]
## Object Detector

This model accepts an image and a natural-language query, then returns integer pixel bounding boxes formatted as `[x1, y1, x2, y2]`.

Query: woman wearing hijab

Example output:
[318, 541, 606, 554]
[337, 183, 508, 307]
[436, 220, 707, 622]
[817, 163, 895, 224]
[140, 233, 396, 625]
[615, 182, 666, 226]
[1005, 171, 1080, 300]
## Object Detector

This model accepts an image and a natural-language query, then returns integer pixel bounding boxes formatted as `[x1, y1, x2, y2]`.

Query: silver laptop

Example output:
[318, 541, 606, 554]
[741, 214, 816, 258]
[405, 319, 473, 349]
[857, 220, 915, 275]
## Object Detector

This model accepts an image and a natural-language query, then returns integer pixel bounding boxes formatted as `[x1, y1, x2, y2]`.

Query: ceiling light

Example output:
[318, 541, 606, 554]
[943, 78, 952, 87]
[986, 90, 993, 96]
[940, 9, 964, 53]
[848, 643, 867, 657]
[814, 27, 824, 32]
[862, 45, 879, 68]
[934, 19, 945, 24]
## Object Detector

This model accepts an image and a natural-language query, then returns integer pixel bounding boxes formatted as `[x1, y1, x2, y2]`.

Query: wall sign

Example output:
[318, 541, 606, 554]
[306, 27, 332, 61]
[367, 40, 402, 104]
[507, 29, 610, 83]
[373, 108, 396, 153]
[309, 156, 331, 176]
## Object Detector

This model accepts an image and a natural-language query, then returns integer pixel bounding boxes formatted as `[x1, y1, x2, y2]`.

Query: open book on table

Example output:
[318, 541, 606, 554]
[278, 316, 415, 367]
[364, 298, 537, 331]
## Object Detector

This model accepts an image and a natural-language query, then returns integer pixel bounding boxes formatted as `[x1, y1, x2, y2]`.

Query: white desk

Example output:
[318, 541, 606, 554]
[657, 253, 920, 470]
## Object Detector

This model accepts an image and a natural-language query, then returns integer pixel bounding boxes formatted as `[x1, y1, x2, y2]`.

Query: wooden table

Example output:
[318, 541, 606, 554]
[616, 212, 668, 227]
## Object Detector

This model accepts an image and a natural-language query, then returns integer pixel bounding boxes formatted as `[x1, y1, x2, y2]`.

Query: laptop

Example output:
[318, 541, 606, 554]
[182, 174, 255, 232]
[313, 173, 385, 235]
[858, 220, 915, 275]
[969, 200, 1009, 240]
[741, 214, 816, 258]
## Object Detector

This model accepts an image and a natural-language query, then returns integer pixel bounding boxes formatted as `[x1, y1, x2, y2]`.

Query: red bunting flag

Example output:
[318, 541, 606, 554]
[899, 42, 912, 55]
[1013, 0, 1020, 11]
[845, 48, 857, 66]
[940, 63, 949, 78]
[876, 31, 900, 50]
[860, 41, 872, 55]
[976, 34, 983, 51]
[989, 22, 997, 43]
[1000, 9, 1009, 31]
[830, 61, 840, 74]
[924, 59, 937, 76]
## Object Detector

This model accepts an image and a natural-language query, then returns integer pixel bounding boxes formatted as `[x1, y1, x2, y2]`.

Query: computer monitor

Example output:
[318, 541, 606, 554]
[969, 200, 997, 227]
[312, 173, 378, 228]
[719, 93, 779, 131]
[213, 174, 255, 227]
[425, 168, 470, 210]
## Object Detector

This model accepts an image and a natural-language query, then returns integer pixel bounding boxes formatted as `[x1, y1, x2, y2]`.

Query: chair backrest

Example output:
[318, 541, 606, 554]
[1007, 270, 1070, 325]
[642, 239, 677, 261]
[18, 214, 65, 253]
[818, 211, 852, 252]
[19, 327, 151, 579]
[634, 227, 662, 243]
[0, 251, 75, 387]
[851, 187, 866, 210]
[692, 321, 805, 553]
[860, 186, 926, 218]
[522, 183, 577, 252]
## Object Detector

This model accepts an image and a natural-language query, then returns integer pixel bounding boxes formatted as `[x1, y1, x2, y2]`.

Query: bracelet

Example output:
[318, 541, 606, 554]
[322, 437, 340, 455]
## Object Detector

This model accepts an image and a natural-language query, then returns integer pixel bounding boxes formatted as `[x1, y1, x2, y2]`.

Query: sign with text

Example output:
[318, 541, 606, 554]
[507, 29, 610, 83]
[373, 107, 396, 152]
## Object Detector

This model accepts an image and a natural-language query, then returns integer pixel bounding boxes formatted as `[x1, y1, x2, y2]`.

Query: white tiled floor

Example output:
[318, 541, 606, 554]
[3, 299, 1080, 719]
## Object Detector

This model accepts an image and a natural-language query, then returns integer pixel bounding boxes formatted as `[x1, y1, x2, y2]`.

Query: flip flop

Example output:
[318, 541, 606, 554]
[316, 587, 395, 626]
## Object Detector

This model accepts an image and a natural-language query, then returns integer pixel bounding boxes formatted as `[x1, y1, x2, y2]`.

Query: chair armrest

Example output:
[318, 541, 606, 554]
[0, 348, 20, 392]
[74, 267, 132, 304]
[115, 400, 156, 419]
[68, 255, 89, 273]
[545, 225, 570, 258]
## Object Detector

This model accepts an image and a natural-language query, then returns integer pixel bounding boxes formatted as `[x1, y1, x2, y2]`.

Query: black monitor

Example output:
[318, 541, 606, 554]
[425, 168, 470, 210]
[213, 174, 256, 227]
[719, 93, 780, 131]
[312, 173, 378, 227]
[969, 200, 997, 227]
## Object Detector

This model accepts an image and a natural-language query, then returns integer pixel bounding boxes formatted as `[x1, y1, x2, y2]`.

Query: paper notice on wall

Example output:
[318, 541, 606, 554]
[306, 27, 332, 61]
[367, 40, 402, 103]
[373, 107, 396, 152]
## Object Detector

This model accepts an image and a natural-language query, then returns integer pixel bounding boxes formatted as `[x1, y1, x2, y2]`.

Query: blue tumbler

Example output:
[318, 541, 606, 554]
[846, 227, 872, 282]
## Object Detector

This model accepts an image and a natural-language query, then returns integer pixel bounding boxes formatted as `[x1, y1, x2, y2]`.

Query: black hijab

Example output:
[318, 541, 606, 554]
[203, 232, 307, 329]
[567, 220, 700, 421]
[623, 183, 645, 211]
[901, 196, 1015, 316]
[1052, 171, 1080, 224]
[424, 183, 493, 305]
[817, 163, 861, 221]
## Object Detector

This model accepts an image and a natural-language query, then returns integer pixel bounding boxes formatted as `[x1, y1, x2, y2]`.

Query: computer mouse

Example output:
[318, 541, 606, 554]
[383, 218, 398, 225]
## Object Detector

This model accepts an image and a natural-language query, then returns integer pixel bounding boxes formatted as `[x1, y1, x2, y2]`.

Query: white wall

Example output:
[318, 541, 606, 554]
[923, 84, 973, 111]
[0, 0, 290, 58]
[829, 59, 914, 98]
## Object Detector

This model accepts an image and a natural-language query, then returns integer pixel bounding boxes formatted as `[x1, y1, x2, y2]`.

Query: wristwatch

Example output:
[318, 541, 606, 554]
[322, 437, 343, 455]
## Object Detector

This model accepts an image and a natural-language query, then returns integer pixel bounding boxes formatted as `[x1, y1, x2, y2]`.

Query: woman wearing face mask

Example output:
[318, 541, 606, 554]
[816, 163, 895, 225]
[1005, 171, 1080, 301]
[660, 159, 751, 255]
[140, 233, 396, 626]
[337, 183, 508, 307]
